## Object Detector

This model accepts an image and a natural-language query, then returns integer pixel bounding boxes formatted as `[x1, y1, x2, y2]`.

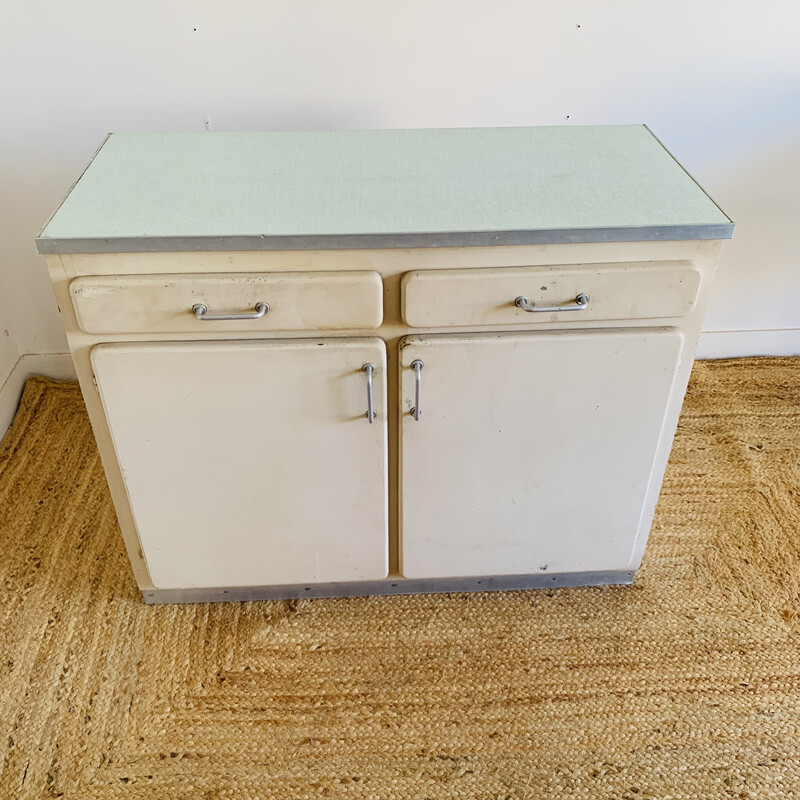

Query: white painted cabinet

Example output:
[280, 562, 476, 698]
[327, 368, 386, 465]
[91, 338, 389, 589]
[398, 330, 683, 579]
[37, 126, 733, 602]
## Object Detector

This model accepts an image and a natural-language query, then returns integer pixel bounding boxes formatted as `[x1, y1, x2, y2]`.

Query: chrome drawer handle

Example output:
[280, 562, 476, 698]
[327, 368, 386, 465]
[410, 360, 423, 421]
[514, 293, 589, 313]
[362, 363, 376, 423]
[192, 301, 270, 321]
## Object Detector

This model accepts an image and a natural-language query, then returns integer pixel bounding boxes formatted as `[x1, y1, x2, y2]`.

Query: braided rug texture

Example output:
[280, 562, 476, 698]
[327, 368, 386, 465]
[1, 361, 800, 799]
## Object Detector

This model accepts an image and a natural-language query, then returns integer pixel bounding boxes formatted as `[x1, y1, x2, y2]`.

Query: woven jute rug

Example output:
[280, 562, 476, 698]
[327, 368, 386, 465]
[2, 360, 800, 799]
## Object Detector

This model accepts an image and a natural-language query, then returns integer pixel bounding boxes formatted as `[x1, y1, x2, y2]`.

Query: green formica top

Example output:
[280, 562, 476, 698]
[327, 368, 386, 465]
[36, 125, 733, 255]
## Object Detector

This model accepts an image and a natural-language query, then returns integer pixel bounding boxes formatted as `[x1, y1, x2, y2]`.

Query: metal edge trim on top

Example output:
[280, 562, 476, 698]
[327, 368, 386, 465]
[142, 569, 635, 605]
[36, 223, 735, 255]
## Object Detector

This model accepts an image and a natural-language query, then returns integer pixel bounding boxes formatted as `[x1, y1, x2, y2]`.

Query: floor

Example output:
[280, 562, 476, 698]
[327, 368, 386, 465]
[1, 360, 800, 799]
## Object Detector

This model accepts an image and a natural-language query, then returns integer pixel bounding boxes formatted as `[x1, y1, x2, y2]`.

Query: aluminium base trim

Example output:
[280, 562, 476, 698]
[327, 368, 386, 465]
[142, 569, 635, 605]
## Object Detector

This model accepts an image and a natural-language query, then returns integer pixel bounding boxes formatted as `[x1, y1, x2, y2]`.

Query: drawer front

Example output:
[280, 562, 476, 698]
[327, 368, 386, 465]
[401, 262, 701, 328]
[71, 271, 383, 334]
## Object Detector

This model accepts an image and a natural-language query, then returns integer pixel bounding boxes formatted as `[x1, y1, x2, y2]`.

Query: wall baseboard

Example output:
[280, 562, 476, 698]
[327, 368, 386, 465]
[697, 329, 800, 359]
[0, 352, 76, 439]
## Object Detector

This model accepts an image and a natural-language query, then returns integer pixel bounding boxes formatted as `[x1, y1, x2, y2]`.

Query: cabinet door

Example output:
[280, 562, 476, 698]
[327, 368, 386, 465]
[398, 329, 683, 579]
[92, 338, 388, 589]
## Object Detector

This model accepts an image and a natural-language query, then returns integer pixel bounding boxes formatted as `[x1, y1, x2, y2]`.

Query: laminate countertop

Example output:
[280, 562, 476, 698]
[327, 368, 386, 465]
[36, 125, 733, 255]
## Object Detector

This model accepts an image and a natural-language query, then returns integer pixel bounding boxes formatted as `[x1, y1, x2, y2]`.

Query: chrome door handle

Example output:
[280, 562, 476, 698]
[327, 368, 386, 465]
[514, 293, 589, 313]
[362, 363, 376, 423]
[410, 360, 423, 421]
[192, 301, 270, 321]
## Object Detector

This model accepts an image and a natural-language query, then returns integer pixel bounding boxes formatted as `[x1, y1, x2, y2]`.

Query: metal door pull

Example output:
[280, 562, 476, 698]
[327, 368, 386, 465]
[514, 293, 589, 313]
[410, 360, 423, 421]
[362, 363, 376, 423]
[192, 302, 269, 321]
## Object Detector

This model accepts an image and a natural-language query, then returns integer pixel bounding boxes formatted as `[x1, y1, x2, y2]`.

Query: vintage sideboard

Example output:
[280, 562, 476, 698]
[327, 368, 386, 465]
[36, 125, 733, 603]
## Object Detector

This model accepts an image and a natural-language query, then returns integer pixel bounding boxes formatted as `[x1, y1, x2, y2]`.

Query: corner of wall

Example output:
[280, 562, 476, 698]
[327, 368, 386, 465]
[0, 353, 76, 439]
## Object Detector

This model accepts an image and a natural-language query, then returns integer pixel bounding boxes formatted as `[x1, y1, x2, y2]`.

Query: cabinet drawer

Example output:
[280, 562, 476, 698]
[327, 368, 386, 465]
[401, 262, 700, 328]
[71, 271, 383, 334]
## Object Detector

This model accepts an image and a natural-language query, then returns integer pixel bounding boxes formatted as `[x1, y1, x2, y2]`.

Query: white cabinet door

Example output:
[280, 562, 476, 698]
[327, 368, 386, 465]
[92, 338, 388, 589]
[399, 329, 683, 579]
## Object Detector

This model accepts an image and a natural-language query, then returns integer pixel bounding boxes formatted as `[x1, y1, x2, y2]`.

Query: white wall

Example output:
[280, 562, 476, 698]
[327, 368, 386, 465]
[0, 298, 21, 382]
[1, 0, 799, 363]
[0, 290, 22, 436]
